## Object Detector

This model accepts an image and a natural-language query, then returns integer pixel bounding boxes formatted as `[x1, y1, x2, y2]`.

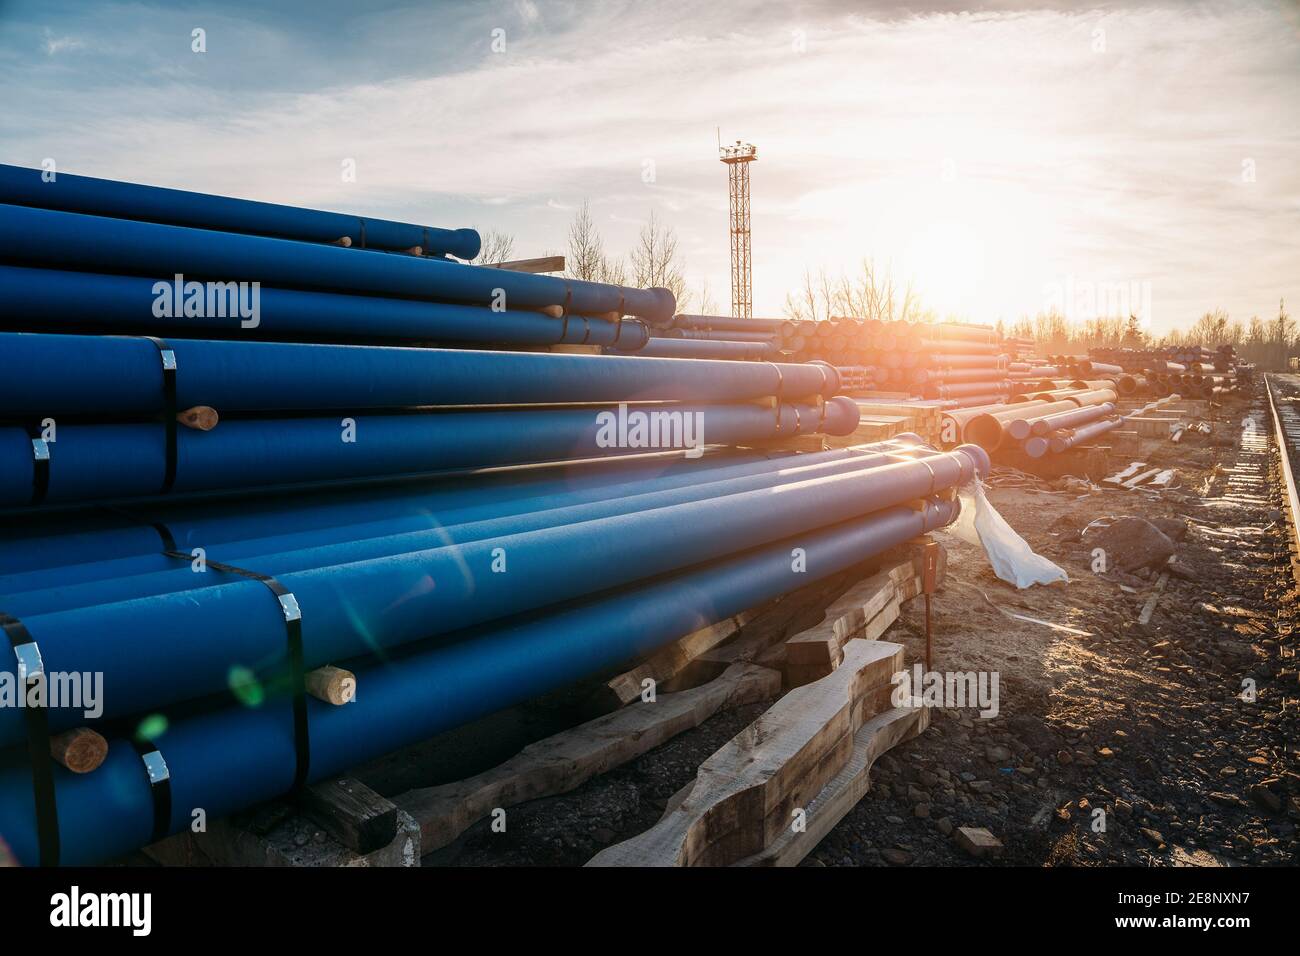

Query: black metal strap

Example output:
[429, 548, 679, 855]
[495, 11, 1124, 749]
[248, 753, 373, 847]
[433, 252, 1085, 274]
[1, 611, 59, 866]
[98, 505, 178, 553]
[25, 423, 50, 506]
[163, 554, 310, 790]
[137, 336, 178, 495]
[130, 738, 172, 845]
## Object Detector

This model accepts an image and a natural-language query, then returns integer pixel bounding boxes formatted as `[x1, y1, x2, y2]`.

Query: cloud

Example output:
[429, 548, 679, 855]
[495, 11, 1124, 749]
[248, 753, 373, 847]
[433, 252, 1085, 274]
[42, 27, 84, 56]
[0, 0, 1296, 328]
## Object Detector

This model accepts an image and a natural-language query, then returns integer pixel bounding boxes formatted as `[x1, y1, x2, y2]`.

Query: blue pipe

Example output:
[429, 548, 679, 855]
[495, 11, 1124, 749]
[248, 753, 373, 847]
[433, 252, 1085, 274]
[0, 399, 860, 506]
[0, 333, 838, 415]
[0, 497, 958, 865]
[0, 445, 985, 745]
[0, 204, 676, 322]
[609, 338, 777, 360]
[0, 265, 647, 348]
[2, 440, 949, 610]
[0, 448, 806, 576]
[0, 163, 482, 259]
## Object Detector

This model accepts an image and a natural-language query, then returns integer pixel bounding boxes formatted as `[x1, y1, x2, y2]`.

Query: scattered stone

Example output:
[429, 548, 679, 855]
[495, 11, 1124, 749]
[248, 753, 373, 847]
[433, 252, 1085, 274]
[1089, 517, 1177, 573]
[1250, 784, 1282, 813]
[1057, 750, 1073, 765]
[880, 848, 913, 866]
[914, 803, 931, 819]
[969, 780, 993, 794]
[936, 816, 954, 836]
[985, 744, 1012, 763]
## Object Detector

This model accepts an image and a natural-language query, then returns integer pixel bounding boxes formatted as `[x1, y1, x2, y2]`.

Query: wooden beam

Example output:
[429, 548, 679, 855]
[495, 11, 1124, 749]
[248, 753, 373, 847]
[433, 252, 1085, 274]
[486, 255, 566, 274]
[586, 639, 905, 867]
[298, 777, 399, 854]
[604, 607, 768, 706]
[395, 663, 781, 852]
[735, 704, 929, 866]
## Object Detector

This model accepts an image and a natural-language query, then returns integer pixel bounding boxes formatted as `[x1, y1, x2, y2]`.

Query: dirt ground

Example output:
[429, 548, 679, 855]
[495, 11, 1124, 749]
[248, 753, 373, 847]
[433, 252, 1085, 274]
[420, 384, 1298, 867]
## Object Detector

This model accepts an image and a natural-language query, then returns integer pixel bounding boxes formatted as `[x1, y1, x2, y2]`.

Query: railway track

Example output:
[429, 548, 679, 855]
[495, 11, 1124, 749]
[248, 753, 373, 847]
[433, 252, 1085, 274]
[1265, 373, 1300, 583]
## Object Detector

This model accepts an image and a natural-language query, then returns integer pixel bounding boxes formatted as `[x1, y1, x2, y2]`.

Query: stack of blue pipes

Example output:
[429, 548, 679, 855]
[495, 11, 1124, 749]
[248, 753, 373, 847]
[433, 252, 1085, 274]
[0, 166, 988, 865]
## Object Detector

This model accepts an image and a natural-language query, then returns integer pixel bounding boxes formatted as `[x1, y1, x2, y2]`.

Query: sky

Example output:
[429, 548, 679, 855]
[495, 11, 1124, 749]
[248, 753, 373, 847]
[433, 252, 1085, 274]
[0, 0, 1296, 331]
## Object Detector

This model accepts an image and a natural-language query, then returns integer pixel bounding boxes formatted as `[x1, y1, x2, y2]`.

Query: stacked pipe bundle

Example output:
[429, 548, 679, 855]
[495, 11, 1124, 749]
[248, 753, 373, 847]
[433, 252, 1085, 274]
[939, 386, 1121, 455]
[1066, 346, 1244, 400]
[0, 170, 993, 865]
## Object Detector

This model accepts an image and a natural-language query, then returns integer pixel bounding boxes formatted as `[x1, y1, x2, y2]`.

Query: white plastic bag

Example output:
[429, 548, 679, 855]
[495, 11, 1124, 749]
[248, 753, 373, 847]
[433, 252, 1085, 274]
[944, 478, 1068, 589]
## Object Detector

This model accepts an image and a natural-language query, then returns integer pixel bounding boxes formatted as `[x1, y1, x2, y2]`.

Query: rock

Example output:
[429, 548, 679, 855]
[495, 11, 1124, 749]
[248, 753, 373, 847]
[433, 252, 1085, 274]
[1208, 791, 1249, 809]
[985, 744, 1012, 763]
[914, 803, 931, 819]
[969, 780, 993, 794]
[1057, 750, 1073, 765]
[1250, 784, 1283, 813]
[1089, 517, 1177, 573]
[881, 848, 913, 865]
[936, 816, 954, 836]
[1141, 827, 1165, 845]
[954, 826, 1003, 858]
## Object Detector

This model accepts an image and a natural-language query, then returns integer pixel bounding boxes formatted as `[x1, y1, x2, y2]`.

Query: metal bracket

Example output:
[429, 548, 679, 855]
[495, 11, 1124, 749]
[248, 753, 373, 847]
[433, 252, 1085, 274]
[12, 641, 44, 682]
[278, 593, 302, 623]
[140, 749, 170, 785]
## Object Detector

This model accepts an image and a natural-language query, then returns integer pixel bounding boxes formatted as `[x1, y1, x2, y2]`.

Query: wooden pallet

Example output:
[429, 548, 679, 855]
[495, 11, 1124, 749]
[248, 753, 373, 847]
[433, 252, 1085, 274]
[586, 639, 919, 867]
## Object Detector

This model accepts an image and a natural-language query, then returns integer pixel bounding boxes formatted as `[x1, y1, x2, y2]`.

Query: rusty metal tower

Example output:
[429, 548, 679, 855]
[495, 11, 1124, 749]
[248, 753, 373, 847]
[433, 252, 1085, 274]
[719, 139, 757, 319]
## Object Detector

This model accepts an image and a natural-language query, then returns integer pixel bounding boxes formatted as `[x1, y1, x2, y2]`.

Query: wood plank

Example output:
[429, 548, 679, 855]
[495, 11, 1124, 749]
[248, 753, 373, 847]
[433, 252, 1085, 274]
[299, 777, 399, 854]
[1122, 466, 1164, 489]
[585, 639, 904, 867]
[604, 607, 768, 705]
[735, 704, 929, 867]
[1138, 571, 1170, 625]
[395, 662, 781, 852]
[1103, 461, 1145, 485]
[486, 255, 566, 274]
[785, 561, 920, 671]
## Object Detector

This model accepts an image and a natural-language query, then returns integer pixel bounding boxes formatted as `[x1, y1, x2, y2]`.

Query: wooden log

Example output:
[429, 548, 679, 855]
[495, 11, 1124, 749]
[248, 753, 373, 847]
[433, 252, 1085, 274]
[299, 777, 399, 854]
[604, 607, 768, 706]
[735, 704, 929, 866]
[49, 727, 108, 774]
[586, 639, 905, 867]
[395, 662, 781, 852]
[305, 665, 356, 705]
[176, 405, 219, 431]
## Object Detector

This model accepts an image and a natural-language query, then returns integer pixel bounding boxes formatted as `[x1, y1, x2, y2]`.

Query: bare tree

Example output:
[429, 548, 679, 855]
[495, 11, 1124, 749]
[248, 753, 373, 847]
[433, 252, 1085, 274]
[565, 200, 604, 281]
[471, 229, 515, 266]
[565, 200, 628, 286]
[630, 211, 689, 309]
